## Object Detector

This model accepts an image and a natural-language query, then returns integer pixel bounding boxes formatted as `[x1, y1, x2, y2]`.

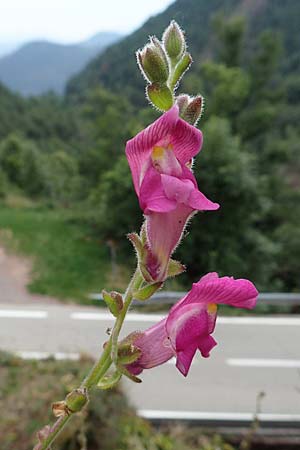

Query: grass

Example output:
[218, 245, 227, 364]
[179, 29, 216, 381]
[0, 203, 131, 303]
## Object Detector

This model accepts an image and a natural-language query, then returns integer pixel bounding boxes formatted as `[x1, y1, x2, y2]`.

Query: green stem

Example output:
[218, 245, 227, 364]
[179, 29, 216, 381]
[111, 268, 143, 364]
[34, 268, 144, 450]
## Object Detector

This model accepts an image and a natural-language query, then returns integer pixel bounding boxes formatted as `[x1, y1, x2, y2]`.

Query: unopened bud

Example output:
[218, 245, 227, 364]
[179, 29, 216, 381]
[182, 96, 204, 125]
[163, 20, 186, 61]
[102, 290, 123, 317]
[137, 37, 169, 83]
[65, 388, 88, 413]
[176, 94, 190, 114]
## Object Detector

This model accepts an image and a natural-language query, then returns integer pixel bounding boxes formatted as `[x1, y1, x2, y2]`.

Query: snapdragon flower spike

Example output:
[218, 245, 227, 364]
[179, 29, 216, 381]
[125, 105, 219, 282]
[126, 273, 258, 377]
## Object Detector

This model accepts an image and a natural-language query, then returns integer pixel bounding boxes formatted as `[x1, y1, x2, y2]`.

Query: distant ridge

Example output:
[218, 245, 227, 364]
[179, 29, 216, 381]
[0, 32, 122, 96]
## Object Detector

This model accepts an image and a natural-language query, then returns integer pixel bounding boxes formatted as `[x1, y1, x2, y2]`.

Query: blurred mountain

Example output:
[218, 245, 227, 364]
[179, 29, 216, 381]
[66, 0, 300, 103]
[0, 32, 122, 96]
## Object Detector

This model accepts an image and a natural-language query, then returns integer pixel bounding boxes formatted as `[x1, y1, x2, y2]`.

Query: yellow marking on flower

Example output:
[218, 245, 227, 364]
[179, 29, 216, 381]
[207, 303, 217, 314]
[152, 146, 165, 159]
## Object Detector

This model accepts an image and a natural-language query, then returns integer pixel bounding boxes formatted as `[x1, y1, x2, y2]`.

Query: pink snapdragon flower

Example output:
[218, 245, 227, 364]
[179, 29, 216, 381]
[126, 273, 258, 377]
[126, 105, 219, 281]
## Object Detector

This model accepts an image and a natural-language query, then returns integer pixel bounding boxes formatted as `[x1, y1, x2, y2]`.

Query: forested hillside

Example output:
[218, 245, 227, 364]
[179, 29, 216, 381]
[67, 0, 300, 103]
[0, 0, 299, 298]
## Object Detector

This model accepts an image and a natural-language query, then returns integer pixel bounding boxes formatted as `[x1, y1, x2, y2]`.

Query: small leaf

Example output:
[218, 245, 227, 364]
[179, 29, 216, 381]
[133, 282, 163, 301]
[182, 95, 204, 125]
[147, 83, 174, 111]
[102, 290, 123, 317]
[167, 259, 186, 278]
[97, 370, 122, 389]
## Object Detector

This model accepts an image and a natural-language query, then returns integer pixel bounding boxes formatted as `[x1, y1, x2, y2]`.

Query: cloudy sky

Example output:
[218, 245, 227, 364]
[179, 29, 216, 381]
[1, 0, 173, 46]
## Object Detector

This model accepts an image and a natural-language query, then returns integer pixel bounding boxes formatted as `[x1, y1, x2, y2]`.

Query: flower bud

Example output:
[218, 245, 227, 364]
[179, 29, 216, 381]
[137, 37, 169, 83]
[163, 20, 186, 61]
[102, 290, 123, 317]
[176, 94, 190, 114]
[182, 95, 204, 125]
[65, 388, 88, 413]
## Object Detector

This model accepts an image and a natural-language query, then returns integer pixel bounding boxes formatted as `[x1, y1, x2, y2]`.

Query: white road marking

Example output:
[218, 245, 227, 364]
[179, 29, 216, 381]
[227, 358, 300, 368]
[70, 312, 165, 322]
[16, 351, 80, 361]
[0, 310, 48, 319]
[70, 311, 300, 326]
[138, 410, 300, 422]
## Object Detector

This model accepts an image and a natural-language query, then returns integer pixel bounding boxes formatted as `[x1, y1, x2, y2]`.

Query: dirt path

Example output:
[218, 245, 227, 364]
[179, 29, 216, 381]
[0, 246, 59, 305]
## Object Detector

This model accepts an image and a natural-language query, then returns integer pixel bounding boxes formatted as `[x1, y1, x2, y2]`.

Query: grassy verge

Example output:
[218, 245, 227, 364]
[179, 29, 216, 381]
[0, 203, 130, 303]
[0, 351, 233, 450]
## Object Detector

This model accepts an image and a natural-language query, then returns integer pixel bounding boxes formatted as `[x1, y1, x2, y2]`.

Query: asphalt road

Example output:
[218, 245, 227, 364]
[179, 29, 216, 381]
[0, 302, 300, 424]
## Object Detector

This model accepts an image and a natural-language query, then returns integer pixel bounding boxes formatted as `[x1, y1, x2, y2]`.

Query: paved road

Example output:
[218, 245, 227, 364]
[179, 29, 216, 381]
[0, 303, 300, 424]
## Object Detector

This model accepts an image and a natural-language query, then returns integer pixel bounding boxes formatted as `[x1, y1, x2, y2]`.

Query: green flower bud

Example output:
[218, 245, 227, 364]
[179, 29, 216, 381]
[137, 37, 169, 83]
[163, 20, 186, 61]
[102, 290, 123, 317]
[65, 388, 88, 413]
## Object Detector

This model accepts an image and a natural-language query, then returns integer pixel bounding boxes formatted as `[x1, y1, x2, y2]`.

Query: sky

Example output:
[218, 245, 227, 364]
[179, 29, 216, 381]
[1, 0, 174, 46]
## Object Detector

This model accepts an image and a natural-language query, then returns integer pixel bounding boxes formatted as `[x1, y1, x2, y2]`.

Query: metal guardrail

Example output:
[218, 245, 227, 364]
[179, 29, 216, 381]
[89, 291, 300, 306]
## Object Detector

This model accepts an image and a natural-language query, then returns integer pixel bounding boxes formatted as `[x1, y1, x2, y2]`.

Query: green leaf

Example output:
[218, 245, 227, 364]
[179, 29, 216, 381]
[133, 282, 163, 300]
[147, 83, 174, 111]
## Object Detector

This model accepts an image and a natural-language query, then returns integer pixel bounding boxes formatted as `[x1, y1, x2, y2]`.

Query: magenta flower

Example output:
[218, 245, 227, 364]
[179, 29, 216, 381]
[126, 273, 258, 377]
[126, 105, 219, 281]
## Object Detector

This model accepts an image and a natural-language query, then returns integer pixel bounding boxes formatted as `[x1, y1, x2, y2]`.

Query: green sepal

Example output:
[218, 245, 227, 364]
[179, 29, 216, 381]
[118, 343, 141, 364]
[133, 282, 163, 301]
[127, 232, 143, 254]
[147, 82, 174, 111]
[97, 370, 122, 390]
[102, 290, 123, 317]
[170, 53, 192, 90]
[117, 364, 142, 384]
[167, 259, 186, 278]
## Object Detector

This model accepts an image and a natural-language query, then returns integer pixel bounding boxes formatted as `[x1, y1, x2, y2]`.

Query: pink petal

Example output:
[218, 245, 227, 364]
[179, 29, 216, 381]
[127, 318, 174, 374]
[125, 106, 179, 194]
[166, 303, 208, 351]
[176, 344, 198, 376]
[170, 117, 203, 164]
[161, 174, 194, 204]
[184, 275, 258, 310]
[198, 335, 218, 358]
[188, 188, 220, 211]
[139, 167, 177, 213]
[146, 204, 193, 280]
